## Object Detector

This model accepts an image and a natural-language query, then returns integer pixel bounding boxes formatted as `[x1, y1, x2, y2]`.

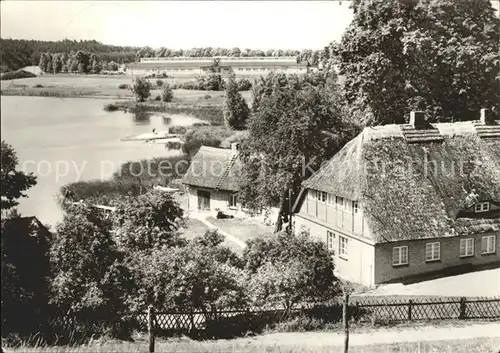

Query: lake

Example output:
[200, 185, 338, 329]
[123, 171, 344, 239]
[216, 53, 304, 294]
[1, 96, 199, 226]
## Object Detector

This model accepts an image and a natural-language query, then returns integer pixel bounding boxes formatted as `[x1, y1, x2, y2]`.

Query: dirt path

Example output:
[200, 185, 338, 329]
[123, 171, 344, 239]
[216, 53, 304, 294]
[192, 215, 247, 249]
[252, 322, 500, 347]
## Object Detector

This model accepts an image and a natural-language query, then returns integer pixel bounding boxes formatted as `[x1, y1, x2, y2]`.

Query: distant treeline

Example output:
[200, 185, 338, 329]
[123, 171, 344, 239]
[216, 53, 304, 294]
[0, 39, 138, 72]
[38, 51, 120, 74]
[1, 38, 327, 72]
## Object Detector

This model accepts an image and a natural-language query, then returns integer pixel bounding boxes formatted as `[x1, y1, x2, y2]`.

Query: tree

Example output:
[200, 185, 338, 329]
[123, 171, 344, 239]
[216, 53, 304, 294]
[131, 77, 152, 102]
[240, 73, 356, 213]
[244, 231, 338, 312]
[38, 53, 49, 72]
[1, 141, 37, 211]
[161, 82, 174, 102]
[223, 75, 250, 130]
[334, 0, 500, 125]
[51, 53, 62, 73]
[51, 203, 134, 338]
[181, 126, 232, 156]
[111, 191, 185, 253]
[133, 230, 247, 316]
[90, 53, 101, 74]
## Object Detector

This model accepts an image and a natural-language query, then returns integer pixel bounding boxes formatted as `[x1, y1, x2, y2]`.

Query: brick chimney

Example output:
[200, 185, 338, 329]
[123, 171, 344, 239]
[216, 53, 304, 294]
[231, 142, 240, 152]
[480, 108, 495, 125]
[409, 111, 426, 129]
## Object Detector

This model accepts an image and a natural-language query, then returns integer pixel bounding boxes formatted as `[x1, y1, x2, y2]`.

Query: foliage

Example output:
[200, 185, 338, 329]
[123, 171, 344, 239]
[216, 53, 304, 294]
[334, 0, 500, 125]
[50, 203, 134, 338]
[132, 230, 247, 314]
[1, 215, 51, 338]
[131, 77, 152, 102]
[61, 179, 145, 206]
[0, 69, 37, 81]
[240, 72, 356, 210]
[161, 83, 174, 102]
[156, 79, 163, 87]
[223, 75, 250, 130]
[182, 126, 233, 156]
[103, 103, 119, 111]
[111, 191, 185, 253]
[1, 141, 37, 211]
[118, 83, 129, 89]
[244, 231, 338, 311]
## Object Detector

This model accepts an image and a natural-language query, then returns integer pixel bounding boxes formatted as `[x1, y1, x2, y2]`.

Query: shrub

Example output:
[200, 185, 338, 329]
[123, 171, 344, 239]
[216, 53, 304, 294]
[154, 95, 161, 101]
[103, 103, 119, 111]
[104, 103, 119, 111]
[118, 83, 128, 89]
[33, 84, 43, 88]
[131, 77, 152, 102]
[237, 78, 252, 91]
[168, 125, 188, 134]
[182, 126, 233, 156]
[204, 94, 212, 99]
[0, 69, 37, 81]
[156, 79, 163, 87]
[161, 83, 174, 102]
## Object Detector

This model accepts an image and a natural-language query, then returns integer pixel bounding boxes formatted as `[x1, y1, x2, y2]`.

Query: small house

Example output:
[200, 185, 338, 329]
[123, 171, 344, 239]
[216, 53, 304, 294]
[182, 143, 242, 214]
[293, 109, 500, 286]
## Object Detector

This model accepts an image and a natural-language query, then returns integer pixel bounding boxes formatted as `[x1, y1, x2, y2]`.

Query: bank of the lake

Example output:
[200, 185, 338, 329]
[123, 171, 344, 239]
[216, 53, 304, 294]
[1, 95, 203, 226]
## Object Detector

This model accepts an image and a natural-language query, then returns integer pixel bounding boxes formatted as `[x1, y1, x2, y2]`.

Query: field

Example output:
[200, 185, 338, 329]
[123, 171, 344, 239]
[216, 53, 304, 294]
[6, 322, 500, 352]
[0, 74, 253, 104]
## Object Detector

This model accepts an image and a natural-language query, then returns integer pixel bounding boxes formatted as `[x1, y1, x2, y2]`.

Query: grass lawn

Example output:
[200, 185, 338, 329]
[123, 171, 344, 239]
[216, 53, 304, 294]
[0, 74, 253, 105]
[180, 218, 210, 240]
[206, 216, 274, 244]
[7, 335, 500, 352]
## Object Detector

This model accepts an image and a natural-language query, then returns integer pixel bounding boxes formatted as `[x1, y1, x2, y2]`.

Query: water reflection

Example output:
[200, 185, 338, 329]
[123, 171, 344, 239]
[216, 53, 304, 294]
[133, 111, 152, 124]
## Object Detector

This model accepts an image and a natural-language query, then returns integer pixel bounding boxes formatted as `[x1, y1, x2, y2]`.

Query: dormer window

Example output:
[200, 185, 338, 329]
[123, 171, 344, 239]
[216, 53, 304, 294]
[475, 202, 490, 213]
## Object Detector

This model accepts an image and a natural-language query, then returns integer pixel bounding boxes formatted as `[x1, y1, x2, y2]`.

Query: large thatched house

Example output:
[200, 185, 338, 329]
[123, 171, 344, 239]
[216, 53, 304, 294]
[293, 109, 500, 286]
[182, 143, 242, 214]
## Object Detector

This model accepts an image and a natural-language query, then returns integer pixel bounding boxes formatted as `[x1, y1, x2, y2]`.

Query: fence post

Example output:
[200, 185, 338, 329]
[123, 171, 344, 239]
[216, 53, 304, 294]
[343, 292, 350, 353]
[408, 299, 413, 321]
[148, 305, 155, 353]
[459, 297, 467, 320]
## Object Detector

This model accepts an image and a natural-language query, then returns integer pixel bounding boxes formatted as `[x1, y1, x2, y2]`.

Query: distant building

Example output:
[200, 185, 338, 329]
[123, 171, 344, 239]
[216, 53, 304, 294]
[127, 56, 309, 77]
[182, 143, 242, 214]
[293, 109, 500, 286]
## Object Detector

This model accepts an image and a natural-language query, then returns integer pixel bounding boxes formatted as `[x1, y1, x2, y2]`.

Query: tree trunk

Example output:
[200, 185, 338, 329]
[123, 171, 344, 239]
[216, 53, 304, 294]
[274, 191, 287, 233]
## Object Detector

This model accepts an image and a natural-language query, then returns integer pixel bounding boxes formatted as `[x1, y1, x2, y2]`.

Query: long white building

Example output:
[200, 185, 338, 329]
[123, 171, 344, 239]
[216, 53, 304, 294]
[127, 56, 309, 77]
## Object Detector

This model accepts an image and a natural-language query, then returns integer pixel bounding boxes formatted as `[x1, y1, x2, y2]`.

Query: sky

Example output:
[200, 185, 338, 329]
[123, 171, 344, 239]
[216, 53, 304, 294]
[0, 1, 354, 50]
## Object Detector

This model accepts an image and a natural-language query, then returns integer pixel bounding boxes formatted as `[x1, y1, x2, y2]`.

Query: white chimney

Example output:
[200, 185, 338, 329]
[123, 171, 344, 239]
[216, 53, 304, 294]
[231, 142, 240, 151]
[409, 111, 426, 129]
[480, 108, 495, 125]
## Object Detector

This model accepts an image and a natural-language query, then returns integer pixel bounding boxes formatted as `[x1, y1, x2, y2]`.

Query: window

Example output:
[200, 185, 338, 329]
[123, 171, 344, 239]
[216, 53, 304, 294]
[327, 231, 336, 251]
[344, 199, 352, 213]
[317, 191, 327, 203]
[353, 201, 359, 214]
[425, 242, 441, 262]
[339, 235, 348, 260]
[481, 235, 496, 254]
[392, 246, 408, 266]
[327, 193, 334, 205]
[336, 196, 343, 210]
[460, 238, 474, 257]
[228, 193, 238, 208]
[475, 202, 490, 213]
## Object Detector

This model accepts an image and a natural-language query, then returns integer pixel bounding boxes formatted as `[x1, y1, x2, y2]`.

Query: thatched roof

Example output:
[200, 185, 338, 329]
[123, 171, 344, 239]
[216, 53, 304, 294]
[299, 120, 500, 243]
[182, 146, 241, 192]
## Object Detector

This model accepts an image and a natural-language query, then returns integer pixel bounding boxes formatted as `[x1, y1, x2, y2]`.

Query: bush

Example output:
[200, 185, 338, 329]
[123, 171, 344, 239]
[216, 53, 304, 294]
[118, 83, 128, 89]
[33, 84, 43, 88]
[156, 79, 163, 87]
[237, 78, 252, 91]
[132, 77, 152, 102]
[104, 102, 119, 111]
[168, 125, 188, 134]
[204, 94, 212, 99]
[182, 126, 233, 156]
[103, 103, 119, 111]
[0, 69, 37, 81]
[161, 83, 174, 102]
[154, 95, 161, 101]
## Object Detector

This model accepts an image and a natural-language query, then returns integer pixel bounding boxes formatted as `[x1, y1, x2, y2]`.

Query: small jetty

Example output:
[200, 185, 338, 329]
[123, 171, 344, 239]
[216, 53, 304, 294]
[120, 131, 182, 142]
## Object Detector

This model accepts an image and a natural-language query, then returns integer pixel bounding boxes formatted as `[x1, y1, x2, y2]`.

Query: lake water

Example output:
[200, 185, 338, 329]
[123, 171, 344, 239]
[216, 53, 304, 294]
[1, 96, 199, 226]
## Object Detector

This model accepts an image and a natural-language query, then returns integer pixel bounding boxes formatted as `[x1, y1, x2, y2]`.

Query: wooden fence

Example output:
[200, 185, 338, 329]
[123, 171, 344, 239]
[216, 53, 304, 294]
[141, 296, 500, 334]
